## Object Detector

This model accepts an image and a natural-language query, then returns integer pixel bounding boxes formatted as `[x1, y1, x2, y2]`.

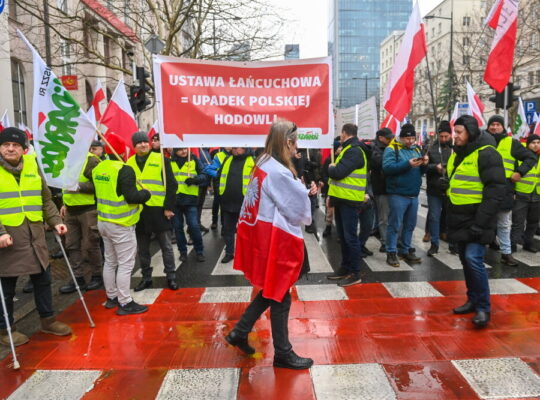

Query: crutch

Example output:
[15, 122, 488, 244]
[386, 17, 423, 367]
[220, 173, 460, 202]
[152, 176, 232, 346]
[0, 277, 20, 369]
[54, 233, 95, 328]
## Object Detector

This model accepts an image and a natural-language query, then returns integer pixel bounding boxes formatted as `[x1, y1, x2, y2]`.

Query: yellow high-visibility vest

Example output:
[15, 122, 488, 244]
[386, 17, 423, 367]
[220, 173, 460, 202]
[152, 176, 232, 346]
[496, 136, 516, 178]
[172, 160, 199, 196]
[219, 156, 255, 196]
[328, 145, 367, 202]
[515, 158, 540, 195]
[63, 153, 99, 206]
[126, 152, 165, 207]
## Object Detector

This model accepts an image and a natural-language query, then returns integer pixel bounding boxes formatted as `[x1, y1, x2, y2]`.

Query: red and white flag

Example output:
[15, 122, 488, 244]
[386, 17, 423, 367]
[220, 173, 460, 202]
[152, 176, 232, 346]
[380, 113, 399, 134]
[234, 157, 311, 302]
[147, 120, 159, 140]
[100, 79, 138, 155]
[484, 0, 519, 92]
[383, 2, 427, 121]
[533, 113, 540, 135]
[87, 79, 107, 124]
[450, 102, 460, 135]
[18, 122, 33, 141]
[0, 110, 11, 131]
[466, 81, 486, 128]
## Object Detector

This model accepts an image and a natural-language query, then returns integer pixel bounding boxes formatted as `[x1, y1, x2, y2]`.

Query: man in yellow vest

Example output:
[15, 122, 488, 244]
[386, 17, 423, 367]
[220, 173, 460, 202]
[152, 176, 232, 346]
[59, 151, 103, 294]
[486, 115, 537, 266]
[447, 116, 506, 328]
[326, 124, 368, 287]
[0, 128, 72, 346]
[511, 134, 540, 253]
[128, 132, 178, 291]
[216, 148, 254, 263]
[92, 133, 151, 315]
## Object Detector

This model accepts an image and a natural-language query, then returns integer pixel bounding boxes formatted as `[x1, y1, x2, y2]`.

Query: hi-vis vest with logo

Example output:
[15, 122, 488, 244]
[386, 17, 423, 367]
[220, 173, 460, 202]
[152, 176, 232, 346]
[62, 153, 99, 206]
[172, 160, 198, 196]
[447, 145, 492, 205]
[92, 160, 142, 227]
[219, 156, 255, 196]
[126, 152, 165, 207]
[0, 154, 43, 226]
[215, 151, 227, 165]
[496, 136, 516, 178]
[328, 144, 367, 201]
[515, 158, 540, 195]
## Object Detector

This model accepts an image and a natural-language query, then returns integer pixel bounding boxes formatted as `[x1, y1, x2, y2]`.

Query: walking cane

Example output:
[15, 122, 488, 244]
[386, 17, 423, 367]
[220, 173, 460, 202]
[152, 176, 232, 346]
[0, 278, 20, 369]
[53, 233, 96, 328]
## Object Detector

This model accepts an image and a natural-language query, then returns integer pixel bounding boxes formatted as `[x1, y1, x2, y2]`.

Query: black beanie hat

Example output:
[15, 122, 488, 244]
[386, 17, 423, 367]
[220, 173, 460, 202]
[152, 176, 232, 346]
[91, 140, 103, 147]
[399, 123, 416, 138]
[376, 128, 393, 140]
[526, 134, 540, 146]
[132, 131, 149, 147]
[437, 120, 452, 134]
[0, 127, 27, 149]
[487, 115, 505, 127]
[455, 115, 480, 142]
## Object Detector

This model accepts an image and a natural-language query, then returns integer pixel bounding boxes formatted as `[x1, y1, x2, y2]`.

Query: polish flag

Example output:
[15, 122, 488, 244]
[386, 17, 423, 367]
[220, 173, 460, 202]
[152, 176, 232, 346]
[147, 120, 159, 139]
[381, 113, 399, 134]
[0, 110, 11, 131]
[234, 157, 311, 302]
[18, 122, 33, 141]
[533, 113, 540, 135]
[450, 102, 460, 135]
[320, 148, 332, 164]
[484, 0, 519, 92]
[87, 79, 106, 124]
[383, 2, 427, 121]
[100, 80, 137, 155]
[466, 81, 486, 128]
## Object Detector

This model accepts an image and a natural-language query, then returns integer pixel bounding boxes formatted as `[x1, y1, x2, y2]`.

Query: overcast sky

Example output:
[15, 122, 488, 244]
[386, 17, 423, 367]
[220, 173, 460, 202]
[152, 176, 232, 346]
[272, 0, 444, 59]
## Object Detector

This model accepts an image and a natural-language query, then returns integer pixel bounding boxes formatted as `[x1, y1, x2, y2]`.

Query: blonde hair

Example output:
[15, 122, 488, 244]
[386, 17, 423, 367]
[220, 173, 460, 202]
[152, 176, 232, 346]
[256, 119, 298, 177]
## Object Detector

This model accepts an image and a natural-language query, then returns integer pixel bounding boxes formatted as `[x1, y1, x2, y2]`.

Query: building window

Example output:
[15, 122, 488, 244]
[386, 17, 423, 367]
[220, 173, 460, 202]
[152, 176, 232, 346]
[463, 37, 470, 46]
[104, 36, 111, 64]
[529, 71, 535, 86]
[537, 70, 540, 84]
[11, 59, 28, 126]
[463, 16, 471, 26]
[463, 55, 470, 65]
[60, 40, 72, 75]
[57, 0, 68, 13]
[438, 22, 442, 34]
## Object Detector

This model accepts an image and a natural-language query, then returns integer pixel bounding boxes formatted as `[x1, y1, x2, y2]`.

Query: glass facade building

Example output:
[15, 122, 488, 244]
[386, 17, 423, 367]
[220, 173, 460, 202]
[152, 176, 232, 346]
[328, 0, 411, 108]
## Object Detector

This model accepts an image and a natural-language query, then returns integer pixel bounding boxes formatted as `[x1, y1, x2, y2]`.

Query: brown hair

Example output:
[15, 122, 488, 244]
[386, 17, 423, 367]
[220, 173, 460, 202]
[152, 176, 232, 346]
[256, 119, 298, 177]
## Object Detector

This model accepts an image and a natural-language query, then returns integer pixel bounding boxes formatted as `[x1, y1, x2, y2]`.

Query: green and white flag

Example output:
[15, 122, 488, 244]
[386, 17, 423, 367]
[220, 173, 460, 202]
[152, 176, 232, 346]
[17, 30, 96, 190]
[513, 97, 529, 138]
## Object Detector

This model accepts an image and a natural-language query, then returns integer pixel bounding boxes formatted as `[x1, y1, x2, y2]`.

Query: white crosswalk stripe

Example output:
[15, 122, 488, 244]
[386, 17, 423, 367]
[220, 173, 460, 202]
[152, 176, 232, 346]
[211, 248, 243, 275]
[304, 232, 334, 273]
[296, 284, 348, 301]
[200, 286, 252, 303]
[364, 237, 414, 271]
[383, 282, 444, 298]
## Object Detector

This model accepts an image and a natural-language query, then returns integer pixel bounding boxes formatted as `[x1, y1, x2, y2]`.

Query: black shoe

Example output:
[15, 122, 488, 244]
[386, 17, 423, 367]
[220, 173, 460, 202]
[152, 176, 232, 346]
[134, 279, 153, 292]
[116, 301, 148, 315]
[225, 330, 255, 355]
[448, 243, 458, 255]
[523, 244, 538, 253]
[179, 253, 188, 262]
[453, 301, 475, 314]
[362, 246, 373, 256]
[221, 254, 234, 263]
[51, 250, 63, 259]
[305, 224, 316, 234]
[338, 273, 361, 287]
[489, 241, 500, 250]
[199, 225, 209, 233]
[427, 244, 439, 257]
[379, 244, 386, 253]
[399, 250, 422, 264]
[472, 311, 490, 328]
[196, 254, 206, 262]
[104, 297, 119, 309]
[273, 350, 313, 370]
[322, 225, 332, 237]
[501, 253, 518, 267]
[326, 268, 351, 280]
[211, 223, 218, 230]
[59, 276, 87, 294]
[386, 252, 400, 268]
[22, 280, 34, 294]
[167, 279, 178, 290]
[86, 275, 103, 291]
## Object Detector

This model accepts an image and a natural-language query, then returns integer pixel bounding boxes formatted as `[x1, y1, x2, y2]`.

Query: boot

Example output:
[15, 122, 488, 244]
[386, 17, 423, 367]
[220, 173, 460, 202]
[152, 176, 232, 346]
[422, 232, 431, 243]
[225, 330, 255, 355]
[0, 327, 29, 347]
[59, 276, 87, 294]
[399, 249, 422, 264]
[273, 350, 314, 370]
[472, 311, 490, 328]
[40, 317, 72, 336]
[427, 244, 439, 257]
[134, 279, 153, 292]
[322, 225, 332, 237]
[86, 275, 103, 291]
[501, 253, 518, 267]
[386, 252, 400, 268]
[453, 301, 475, 314]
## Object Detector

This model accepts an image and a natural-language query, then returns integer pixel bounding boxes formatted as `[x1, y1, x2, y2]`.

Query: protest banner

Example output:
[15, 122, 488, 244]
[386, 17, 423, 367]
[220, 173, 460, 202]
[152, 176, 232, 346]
[153, 56, 333, 148]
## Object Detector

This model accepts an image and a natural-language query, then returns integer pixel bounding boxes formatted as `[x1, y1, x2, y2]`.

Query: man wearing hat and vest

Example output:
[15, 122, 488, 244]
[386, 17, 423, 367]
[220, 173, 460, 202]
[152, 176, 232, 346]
[171, 148, 207, 262]
[326, 123, 367, 287]
[0, 127, 72, 346]
[486, 115, 537, 266]
[447, 115, 506, 327]
[59, 150, 103, 294]
[92, 133, 151, 315]
[90, 140, 107, 160]
[213, 147, 254, 263]
[127, 132, 178, 291]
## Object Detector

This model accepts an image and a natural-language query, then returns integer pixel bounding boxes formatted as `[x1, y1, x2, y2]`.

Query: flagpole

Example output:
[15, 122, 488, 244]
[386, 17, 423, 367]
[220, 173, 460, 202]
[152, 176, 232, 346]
[187, 148, 192, 177]
[159, 141, 167, 189]
[503, 85, 508, 130]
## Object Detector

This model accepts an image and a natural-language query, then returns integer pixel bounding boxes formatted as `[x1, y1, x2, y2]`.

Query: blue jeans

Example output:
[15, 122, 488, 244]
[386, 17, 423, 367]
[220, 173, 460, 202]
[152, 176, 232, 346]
[458, 242, 490, 312]
[386, 195, 418, 254]
[334, 203, 362, 274]
[173, 204, 204, 255]
[427, 194, 444, 246]
[496, 210, 512, 255]
[358, 201, 375, 251]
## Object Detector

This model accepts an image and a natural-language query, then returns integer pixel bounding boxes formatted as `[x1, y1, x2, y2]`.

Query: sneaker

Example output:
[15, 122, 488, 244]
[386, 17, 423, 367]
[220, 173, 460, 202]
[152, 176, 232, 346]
[179, 253, 188, 262]
[116, 301, 148, 316]
[196, 254, 206, 262]
[326, 267, 351, 280]
[273, 350, 313, 370]
[427, 244, 439, 257]
[501, 253, 518, 267]
[386, 252, 400, 267]
[104, 297, 119, 309]
[221, 254, 234, 263]
[338, 273, 362, 287]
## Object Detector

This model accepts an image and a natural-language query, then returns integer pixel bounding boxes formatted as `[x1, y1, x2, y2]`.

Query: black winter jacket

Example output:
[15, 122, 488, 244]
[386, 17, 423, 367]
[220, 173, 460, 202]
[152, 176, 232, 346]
[369, 138, 388, 196]
[426, 140, 453, 197]
[446, 131, 506, 244]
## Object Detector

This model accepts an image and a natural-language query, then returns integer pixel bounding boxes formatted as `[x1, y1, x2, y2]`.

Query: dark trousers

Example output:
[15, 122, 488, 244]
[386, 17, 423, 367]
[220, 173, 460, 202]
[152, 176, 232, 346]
[212, 179, 221, 225]
[234, 291, 292, 355]
[137, 230, 176, 280]
[222, 210, 240, 256]
[458, 242, 490, 312]
[65, 209, 103, 278]
[307, 194, 317, 229]
[0, 269, 54, 329]
[358, 202, 375, 251]
[173, 204, 204, 255]
[197, 185, 208, 226]
[511, 198, 540, 246]
[335, 203, 362, 274]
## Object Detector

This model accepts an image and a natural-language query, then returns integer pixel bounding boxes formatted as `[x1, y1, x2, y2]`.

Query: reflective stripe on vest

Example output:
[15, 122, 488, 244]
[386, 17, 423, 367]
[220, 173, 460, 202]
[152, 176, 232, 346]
[219, 156, 255, 196]
[496, 136, 516, 178]
[515, 158, 540, 195]
[328, 144, 367, 202]
[92, 160, 142, 226]
[0, 154, 43, 226]
[62, 153, 99, 206]
[447, 145, 492, 205]
[171, 160, 199, 196]
[126, 152, 165, 207]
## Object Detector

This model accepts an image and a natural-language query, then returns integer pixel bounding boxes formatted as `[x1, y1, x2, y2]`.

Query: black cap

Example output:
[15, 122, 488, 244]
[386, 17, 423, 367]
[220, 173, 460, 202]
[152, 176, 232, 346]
[487, 115, 505, 127]
[526, 134, 540, 146]
[91, 140, 103, 147]
[0, 127, 27, 149]
[132, 131, 149, 147]
[376, 128, 393, 140]
[399, 123, 416, 138]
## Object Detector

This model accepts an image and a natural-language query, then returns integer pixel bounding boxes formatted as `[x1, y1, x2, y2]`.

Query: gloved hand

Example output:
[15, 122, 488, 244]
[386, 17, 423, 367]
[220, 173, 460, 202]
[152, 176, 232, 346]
[185, 178, 196, 186]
